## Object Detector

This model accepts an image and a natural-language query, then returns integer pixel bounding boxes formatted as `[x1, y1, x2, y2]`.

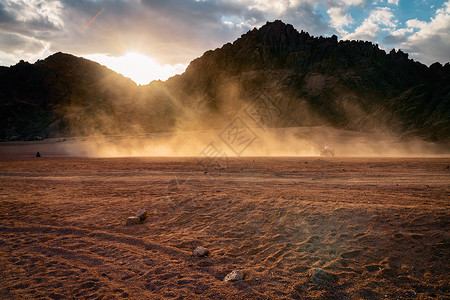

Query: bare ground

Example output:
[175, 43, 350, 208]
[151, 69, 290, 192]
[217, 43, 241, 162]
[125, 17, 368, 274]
[0, 154, 449, 299]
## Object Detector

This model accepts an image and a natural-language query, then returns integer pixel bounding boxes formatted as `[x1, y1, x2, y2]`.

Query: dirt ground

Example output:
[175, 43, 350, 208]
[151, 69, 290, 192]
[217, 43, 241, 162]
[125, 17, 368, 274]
[0, 149, 449, 298]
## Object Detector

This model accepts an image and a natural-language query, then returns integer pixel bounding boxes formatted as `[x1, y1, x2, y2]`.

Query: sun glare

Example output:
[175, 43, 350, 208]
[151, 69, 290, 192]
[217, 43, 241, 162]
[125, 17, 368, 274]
[84, 52, 187, 85]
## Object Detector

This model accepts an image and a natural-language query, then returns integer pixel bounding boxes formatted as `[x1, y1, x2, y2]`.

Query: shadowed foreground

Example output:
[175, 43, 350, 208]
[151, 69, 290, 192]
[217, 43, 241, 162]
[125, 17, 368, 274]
[0, 157, 449, 299]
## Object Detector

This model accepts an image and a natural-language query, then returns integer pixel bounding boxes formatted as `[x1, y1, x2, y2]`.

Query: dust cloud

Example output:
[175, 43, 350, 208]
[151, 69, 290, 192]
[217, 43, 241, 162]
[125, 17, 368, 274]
[60, 126, 449, 158]
[55, 76, 448, 158]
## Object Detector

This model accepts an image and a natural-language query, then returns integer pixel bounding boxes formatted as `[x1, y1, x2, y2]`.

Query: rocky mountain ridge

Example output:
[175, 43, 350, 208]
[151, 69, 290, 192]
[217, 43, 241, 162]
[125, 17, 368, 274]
[166, 20, 449, 140]
[1, 20, 449, 142]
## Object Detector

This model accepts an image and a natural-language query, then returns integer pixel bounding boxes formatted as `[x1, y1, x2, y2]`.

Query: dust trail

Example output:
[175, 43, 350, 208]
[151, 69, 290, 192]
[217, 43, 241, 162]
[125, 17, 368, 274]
[56, 73, 449, 158]
[60, 127, 449, 158]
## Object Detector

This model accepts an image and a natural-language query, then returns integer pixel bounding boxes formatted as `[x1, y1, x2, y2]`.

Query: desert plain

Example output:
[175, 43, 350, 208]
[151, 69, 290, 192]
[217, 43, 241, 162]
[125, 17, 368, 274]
[0, 139, 449, 299]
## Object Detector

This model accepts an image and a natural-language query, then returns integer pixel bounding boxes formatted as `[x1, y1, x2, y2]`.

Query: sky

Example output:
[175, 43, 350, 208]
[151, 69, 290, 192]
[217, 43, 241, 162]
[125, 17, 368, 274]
[0, 0, 449, 85]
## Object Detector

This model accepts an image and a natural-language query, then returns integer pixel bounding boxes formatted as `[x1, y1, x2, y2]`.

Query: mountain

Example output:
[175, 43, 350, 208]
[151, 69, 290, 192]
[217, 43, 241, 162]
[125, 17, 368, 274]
[0, 53, 174, 140]
[1, 20, 449, 142]
[165, 20, 450, 141]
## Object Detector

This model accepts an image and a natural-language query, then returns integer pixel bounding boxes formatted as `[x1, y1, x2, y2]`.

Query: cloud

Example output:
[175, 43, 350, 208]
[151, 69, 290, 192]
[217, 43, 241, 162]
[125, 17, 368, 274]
[0, 0, 448, 70]
[340, 0, 364, 5]
[0, 33, 51, 66]
[383, 27, 413, 44]
[405, 19, 427, 28]
[67, 0, 329, 64]
[371, 0, 399, 5]
[401, 1, 450, 64]
[0, 0, 64, 32]
[344, 7, 397, 41]
[326, 0, 364, 5]
[0, 0, 64, 65]
[327, 7, 353, 35]
[387, 0, 399, 6]
[0, 31, 46, 52]
[324, 0, 367, 36]
[0, 0, 335, 67]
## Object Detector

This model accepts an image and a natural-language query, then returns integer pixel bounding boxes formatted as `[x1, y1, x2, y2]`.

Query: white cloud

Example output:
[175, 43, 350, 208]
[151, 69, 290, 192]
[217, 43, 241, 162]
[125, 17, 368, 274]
[245, 0, 290, 15]
[327, 6, 353, 35]
[383, 27, 413, 44]
[324, 0, 367, 36]
[372, 0, 399, 5]
[1, 0, 64, 29]
[339, 0, 364, 5]
[345, 20, 379, 40]
[401, 1, 450, 64]
[344, 7, 397, 41]
[369, 7, 397, 27]
[406, 19, 427, 28]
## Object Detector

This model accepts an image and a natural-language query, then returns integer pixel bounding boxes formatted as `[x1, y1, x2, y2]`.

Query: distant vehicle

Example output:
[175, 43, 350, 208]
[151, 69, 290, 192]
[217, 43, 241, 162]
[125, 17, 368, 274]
[320, 148, 335, 157]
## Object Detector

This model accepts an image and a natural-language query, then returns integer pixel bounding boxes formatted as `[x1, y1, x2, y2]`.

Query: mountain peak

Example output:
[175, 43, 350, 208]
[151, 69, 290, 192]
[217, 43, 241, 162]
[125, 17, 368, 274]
[235, 20, 308, 48]
[41, 52, 79, 64]
[260, 20, 292, 31]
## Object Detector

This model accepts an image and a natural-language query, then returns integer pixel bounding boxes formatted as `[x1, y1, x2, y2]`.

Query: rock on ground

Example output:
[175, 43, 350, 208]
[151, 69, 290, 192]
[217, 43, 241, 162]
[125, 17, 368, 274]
[193, 246, 209, 257]
[135, 209, 148, 221]
[126, 216, 141, 225]
[224, 270, 244, 282]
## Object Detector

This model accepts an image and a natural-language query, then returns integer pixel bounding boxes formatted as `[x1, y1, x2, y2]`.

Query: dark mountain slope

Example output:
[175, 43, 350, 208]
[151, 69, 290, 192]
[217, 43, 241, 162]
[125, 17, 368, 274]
[0, 21, 449, 142]
[0, 53, 175, 139]
[165, 20, 449, 140]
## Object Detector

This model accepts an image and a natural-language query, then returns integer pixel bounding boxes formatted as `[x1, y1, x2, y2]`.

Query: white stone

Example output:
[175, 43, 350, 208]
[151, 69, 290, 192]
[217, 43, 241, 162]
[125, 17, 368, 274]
[223, 270, 244, 282]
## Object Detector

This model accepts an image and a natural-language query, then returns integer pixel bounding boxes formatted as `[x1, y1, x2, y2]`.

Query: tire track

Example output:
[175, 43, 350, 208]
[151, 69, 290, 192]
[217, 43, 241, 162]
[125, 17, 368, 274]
[0, 223, 265, 298]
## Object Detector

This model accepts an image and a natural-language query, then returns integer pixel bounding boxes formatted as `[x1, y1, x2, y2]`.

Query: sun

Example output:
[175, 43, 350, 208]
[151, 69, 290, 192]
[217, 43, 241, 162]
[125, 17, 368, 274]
[84, 52, 186, 85]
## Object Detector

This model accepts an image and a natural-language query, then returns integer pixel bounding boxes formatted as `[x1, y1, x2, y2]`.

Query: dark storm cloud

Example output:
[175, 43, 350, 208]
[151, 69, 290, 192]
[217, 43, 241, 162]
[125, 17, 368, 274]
[140, 0, 329, 35]
[244, 6, 265, 22]
[0, 1, 63, 33]
[383, 33, 406, 44]
[0, 32, 27, 49]
[38, 0, 236, 63]
[0, 33, 45, 58]
[137, 0, 260, 59]
[282, 2, 330, 36]
[52, 0, 258, 64]
[59, 0, 327, 64]
[137, 0, 330, 60]
[0, 0, 330, 66]
[0, 0, 64, 61]
[141, 0, 245, 20]
[0, 2, 13, 24]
